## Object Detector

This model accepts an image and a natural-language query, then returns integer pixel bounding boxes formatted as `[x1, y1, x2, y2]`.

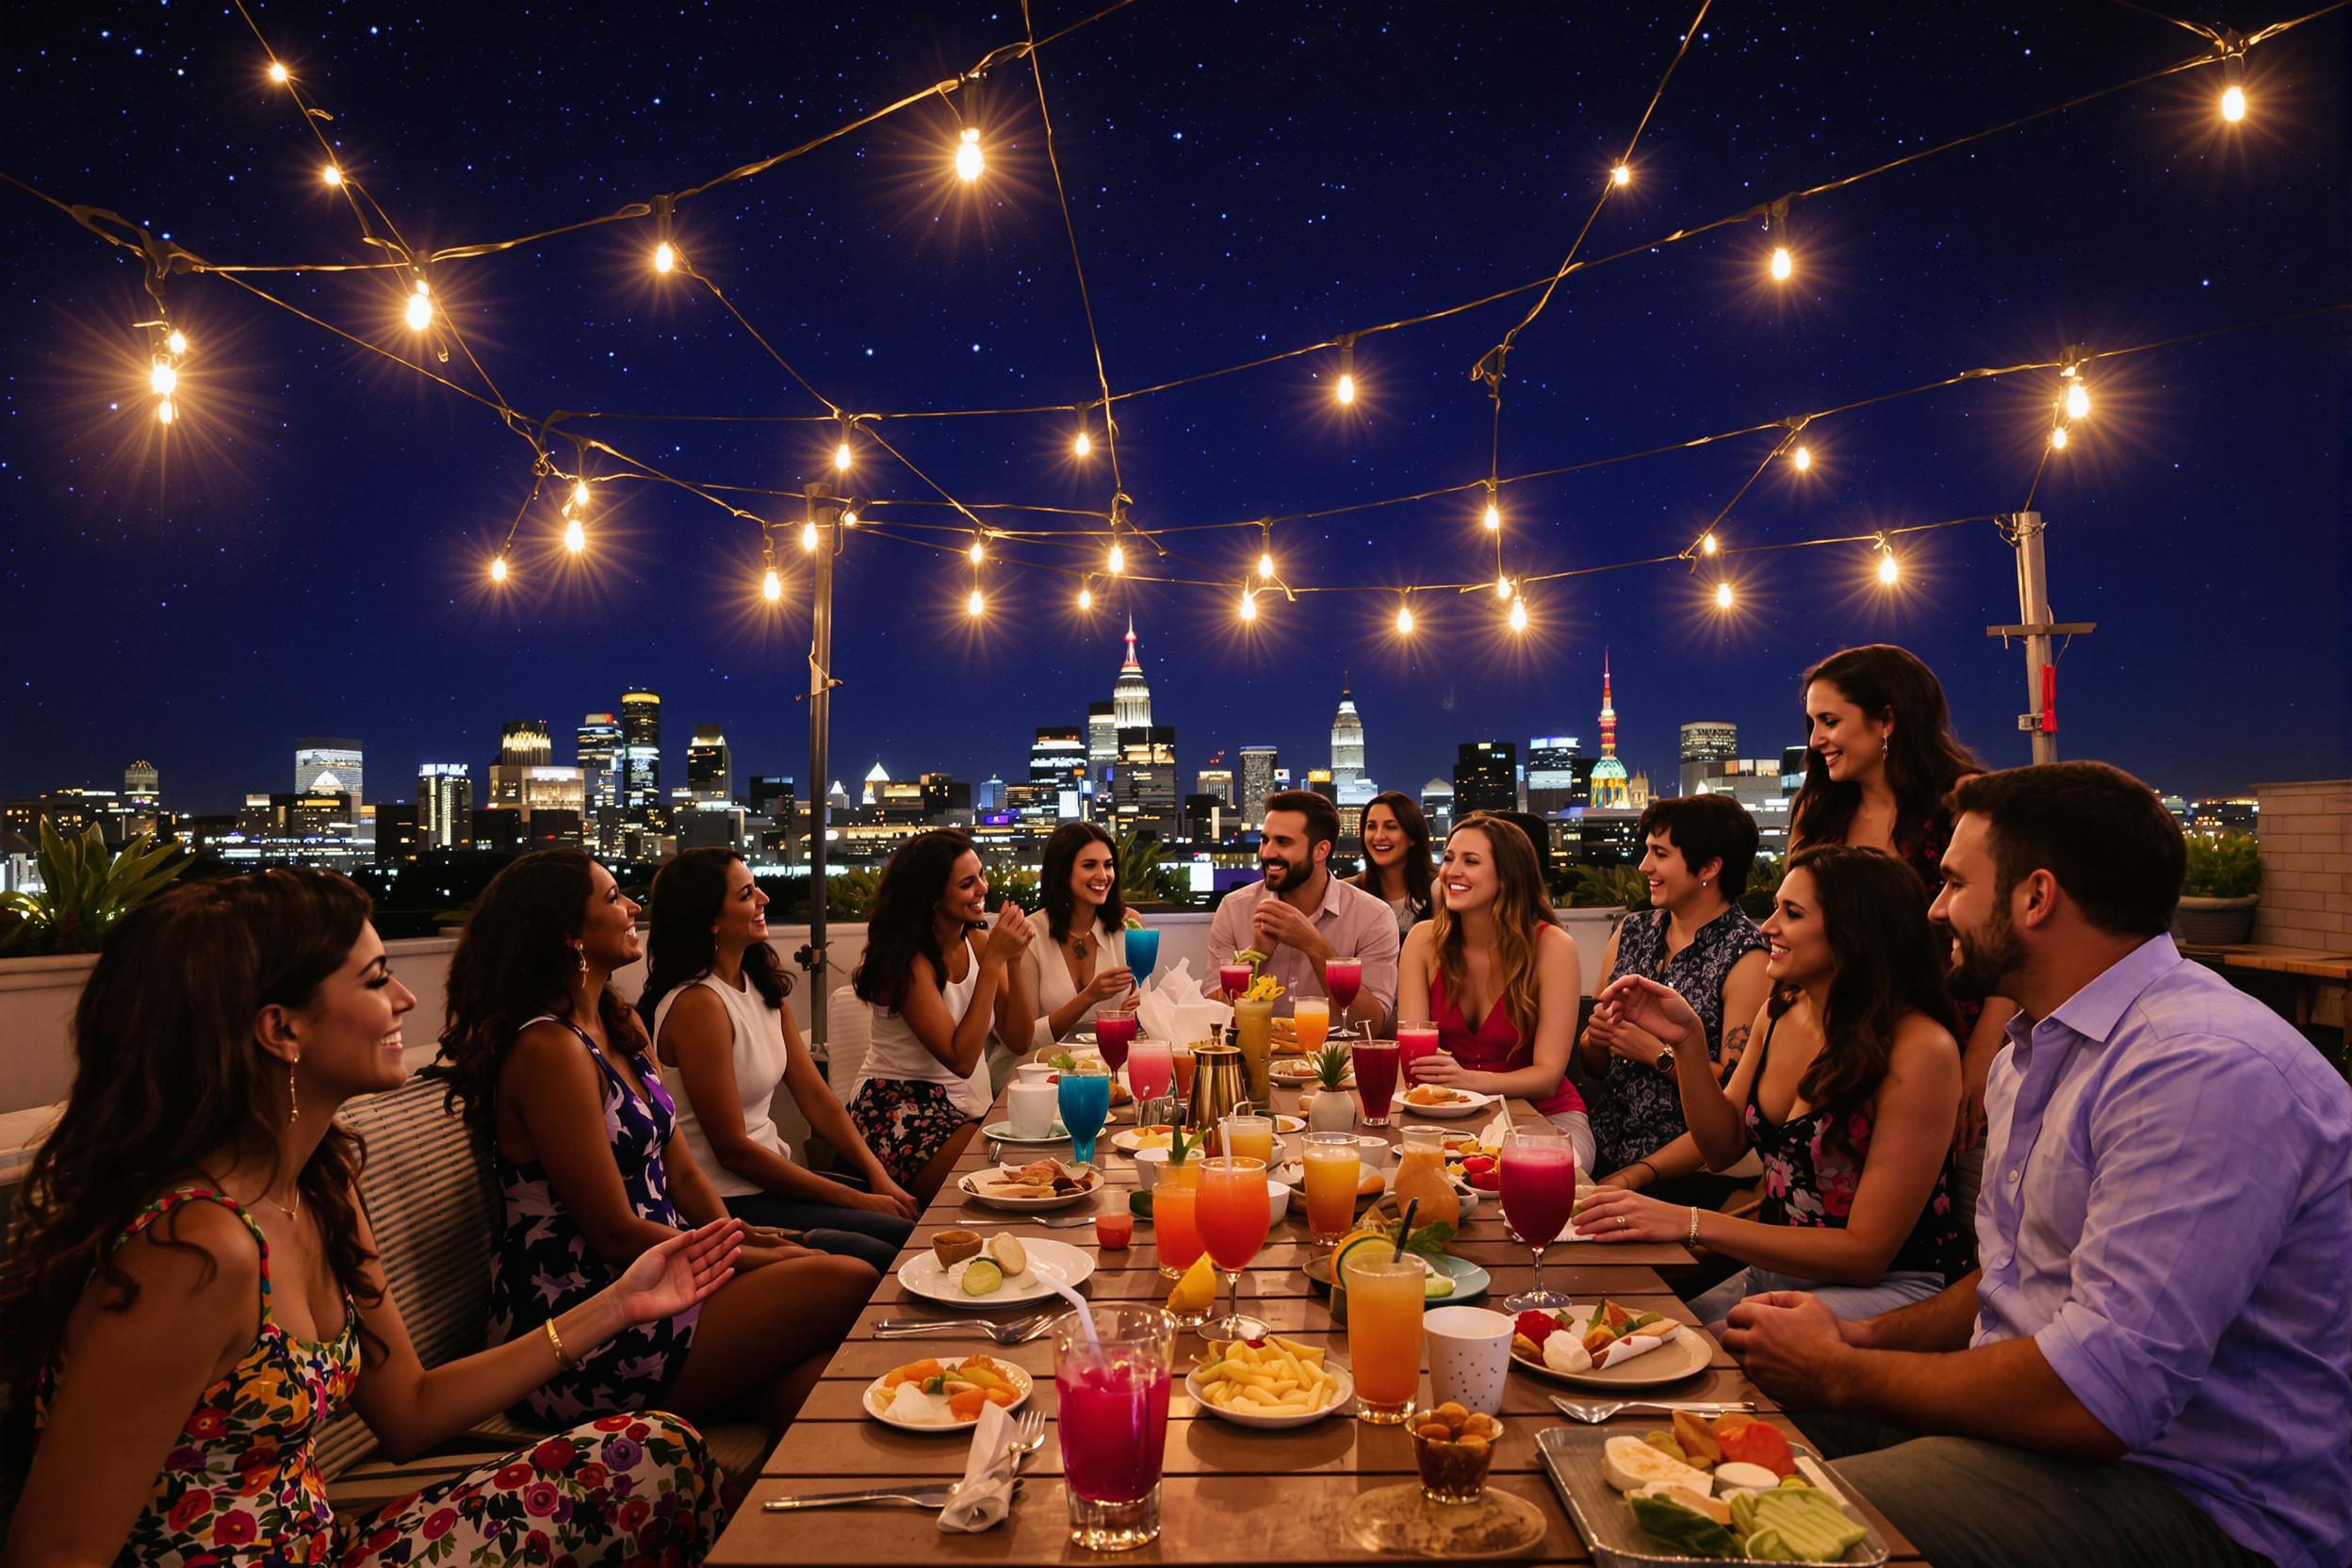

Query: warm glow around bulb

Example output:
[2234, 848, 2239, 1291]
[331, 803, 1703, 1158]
[1495, 576, 1513, 599]
[968, 541, 986, 564]
[1791, 446, 1811, 472]
[1611, 163, 1632, 188]
[268, 60, 290, 83]
[2065, 382, 2090, 421]
[404, 283, 433, 332]
[1079, 586, 1094, 611]
[1073, 430, 1092, 458]
[166, 330, 188, 355]
[1878, 549, 1900, 586]
[2050, 425, 2070, 450]
[564, 518, 586, 554]
[1482, 502, 1501, 531]
[570, 481, 591, 510]
[322, 164, 343, 187]
[1238, 589, 1257, 623]
[956, 127, 984, 183]
[150, 361, 177, 397]
[841, 511, 858, 528]
[834, 440, 853, 472]
[762, 566, 783, 602]
[1396, 603, 1415, 635]
[967, 587, 986, 617]
[801, 521, 820, 551]
[1714, 580, 1734, 610]
[490, 554, 509, 583]
[1770, 246, 1793, 282]
[1258, 550, 1275, 580]
[1335, 373, 1356, 406]
[155, 399, 176, 426]
[1107, 543, 1126, 575]
[2221, 84, 2246, 122]
[1508, 598, 1528, 633]
[654, 241, 677, 273]
[1701, 531, 1719, 556]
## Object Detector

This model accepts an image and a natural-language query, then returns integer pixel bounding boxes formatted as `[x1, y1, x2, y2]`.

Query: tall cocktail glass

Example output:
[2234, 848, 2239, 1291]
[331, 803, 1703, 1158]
[1397, 1024, 1443, 1086]
[1293, 997, 1330, 1057]
[1352, 1036, 1400, 1127]
[1123, 925, 1161, 988]
[1195, 1155, 1270, 1340]
[1500, 1125, 1577, 1311]
[1302, 1131, 1362, 1245]
[1094, 1013, 1138, 1075]
[1054, 1304, 1174, 1551]
[1323, 957, 1364, 1015]
[1221, 1113, 1274, 1169]
[1217, 962, 1253, 1001]
[1153, 1164, 1206, 1298]
[1127, 1037, 1173, 1102]
[1058, 1070, 1112, 1168]
[1170, 1045, 1198, 1100]
[1344, 1252, 1425, 1425]
[1232, 999, 1275, 1104]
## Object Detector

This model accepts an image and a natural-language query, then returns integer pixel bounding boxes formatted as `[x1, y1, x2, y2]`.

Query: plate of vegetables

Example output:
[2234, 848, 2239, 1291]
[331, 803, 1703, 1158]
[863, 1354, 1034, 1431]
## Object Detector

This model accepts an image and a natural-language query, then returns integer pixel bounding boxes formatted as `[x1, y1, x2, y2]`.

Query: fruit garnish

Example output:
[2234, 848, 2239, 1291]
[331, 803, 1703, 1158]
[1513, 1310, 1562, 1347]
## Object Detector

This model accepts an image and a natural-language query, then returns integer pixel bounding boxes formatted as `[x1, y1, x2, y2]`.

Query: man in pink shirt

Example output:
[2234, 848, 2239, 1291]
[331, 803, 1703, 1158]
[1207, 791, 1400, 1032]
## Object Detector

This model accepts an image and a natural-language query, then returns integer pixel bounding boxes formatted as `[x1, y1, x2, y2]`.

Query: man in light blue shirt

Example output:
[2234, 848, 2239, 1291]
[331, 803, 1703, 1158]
[1723, 761, 2351, 1568]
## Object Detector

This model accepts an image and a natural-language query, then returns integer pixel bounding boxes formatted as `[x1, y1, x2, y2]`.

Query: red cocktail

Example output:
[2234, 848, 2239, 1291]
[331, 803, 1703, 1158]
[1055, 1305, 1174, 1550]
[1218, 962, 1253, 1001]
[1397, 1024, 1443, 1085]
[1352, 1037, 1400, 1127]
[1324, 957, 1364, 1014]
[1095, 1013, 1138, 1074]
[1499, 1128, 1576, 1311]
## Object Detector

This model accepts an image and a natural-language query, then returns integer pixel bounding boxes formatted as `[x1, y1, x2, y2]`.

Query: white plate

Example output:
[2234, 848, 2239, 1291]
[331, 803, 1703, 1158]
[1269, 1059, 1355, 1087]
[896, 1236, 1096, 1309]
[981, 1119, 1070, 1145]
[1394, 1088, 1498, 1119]
[957, 1168, 1102, 1212]
[1111, 1123, 1182, 1155]
[1508, 1321, 1714, 1388]
[1184, 1364, 1355, 1429]
[863, 1358, 1035, 1431]
[1270, 1114, 1309, 1134]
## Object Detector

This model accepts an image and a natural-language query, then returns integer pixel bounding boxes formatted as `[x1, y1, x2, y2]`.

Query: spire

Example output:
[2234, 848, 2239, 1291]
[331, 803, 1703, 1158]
[1121, 614, 1140, 672]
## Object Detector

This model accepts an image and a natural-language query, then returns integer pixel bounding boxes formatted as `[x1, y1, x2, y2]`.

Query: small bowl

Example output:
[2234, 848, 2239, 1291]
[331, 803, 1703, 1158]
[1134, 1147, 1170, 1190]
[1411, 1410, 1502, 1505]
[1265, 1176, 1290, 1227]
[1354, 1135, 1393, 1171]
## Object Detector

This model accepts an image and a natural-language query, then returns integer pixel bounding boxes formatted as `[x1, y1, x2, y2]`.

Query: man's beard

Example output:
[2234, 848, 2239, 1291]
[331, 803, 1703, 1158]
[1262, 853, 1308, 891]
[1948, 904, 2025, 1002]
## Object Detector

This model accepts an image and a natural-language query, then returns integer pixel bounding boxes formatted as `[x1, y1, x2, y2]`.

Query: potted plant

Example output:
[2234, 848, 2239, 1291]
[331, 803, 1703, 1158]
[0, 823, 187, 955]
[1305, 1041, 1358, 1133]
[2174, 831, 2261, 946]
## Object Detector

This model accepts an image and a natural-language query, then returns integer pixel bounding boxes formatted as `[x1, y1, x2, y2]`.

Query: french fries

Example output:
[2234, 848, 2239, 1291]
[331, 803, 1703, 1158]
[1191, 1334, 1343, 1414]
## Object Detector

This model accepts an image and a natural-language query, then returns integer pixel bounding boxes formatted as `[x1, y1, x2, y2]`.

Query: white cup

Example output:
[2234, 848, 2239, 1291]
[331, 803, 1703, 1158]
[1423, 1306, 1515, 1415]
[1014, 1063, 1057, 1086]
[1133, 1147, 1170, 1190]
[1008, 1081, 1059, 1139]
[1353, 1134, 1392, 1171]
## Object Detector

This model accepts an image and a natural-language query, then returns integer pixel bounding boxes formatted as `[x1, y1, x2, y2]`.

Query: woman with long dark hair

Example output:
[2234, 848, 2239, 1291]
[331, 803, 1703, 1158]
[847, 831, 1036, 1204]
[640, 848, 916, 1273]
[1577, 846, 1969, 1327]
[0, 871, 734, 1566]
[1395, 814, 1589, 1166]
[1020, 821, 1140, 1049]
[1350, 790, 1434, 942]
[1791, 644, 2014, 1159]
[433, 850, 874, 1447]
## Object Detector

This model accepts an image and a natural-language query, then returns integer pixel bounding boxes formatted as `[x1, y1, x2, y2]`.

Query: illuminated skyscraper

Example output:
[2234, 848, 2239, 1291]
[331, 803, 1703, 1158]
[1590, 652, 1630, 809]
[295, 738, 364, 801]
[620, 691, 662, 817]
[417, 763, 474, 849]
[576, 712, 621, 810]
[688, 725, 732, 802]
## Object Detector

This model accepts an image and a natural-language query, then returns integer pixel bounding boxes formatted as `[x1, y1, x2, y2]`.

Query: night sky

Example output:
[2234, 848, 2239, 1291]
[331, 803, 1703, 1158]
[6, 2, 2346, 816]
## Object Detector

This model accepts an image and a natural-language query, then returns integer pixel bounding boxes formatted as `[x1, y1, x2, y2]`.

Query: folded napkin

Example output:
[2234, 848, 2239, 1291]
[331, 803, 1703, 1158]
[1538, 1321, 1679, 1374]
[938, 1399, 1018, 1533]
[1475, 1110, 1513, 1148]
[1135, 959, 1230, 1048]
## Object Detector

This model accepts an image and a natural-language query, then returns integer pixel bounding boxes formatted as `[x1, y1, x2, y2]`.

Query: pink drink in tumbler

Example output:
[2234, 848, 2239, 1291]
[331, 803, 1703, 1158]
[1060, 1361, 1170, 1501]
[1128, 1037, 1173, 1102]
[1397, 1025, 1443, 1085]
[1353, 1037, 1400, 1127]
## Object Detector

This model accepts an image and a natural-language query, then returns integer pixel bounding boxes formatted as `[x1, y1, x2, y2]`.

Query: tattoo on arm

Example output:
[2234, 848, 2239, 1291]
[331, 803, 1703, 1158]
[1719, 1024, 1751, 1082]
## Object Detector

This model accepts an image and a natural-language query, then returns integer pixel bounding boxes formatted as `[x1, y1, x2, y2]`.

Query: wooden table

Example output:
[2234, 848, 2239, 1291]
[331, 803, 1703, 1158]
[2178, 941, 2352, 1028]
[711, 1082, 1925, 1565]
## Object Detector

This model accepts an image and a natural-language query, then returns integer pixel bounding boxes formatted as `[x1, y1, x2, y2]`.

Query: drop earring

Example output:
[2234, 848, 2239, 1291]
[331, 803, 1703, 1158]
[287, 1057, 300, 1124]
[574, 943, 588, 979]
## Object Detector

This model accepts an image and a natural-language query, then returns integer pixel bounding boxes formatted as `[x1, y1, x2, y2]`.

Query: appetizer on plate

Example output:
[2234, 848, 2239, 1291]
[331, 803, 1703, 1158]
[870, 1354, 1028, 1428]
[1602, 1424, 1865, 1562]
[1511, 1298, 1679, 1373]
[1402, 1084, 1478, 1107]
[932, 1231, 1038, 1298]
[969, 1157, 1097, 1202]
[1189, 1334, 1348, 1420]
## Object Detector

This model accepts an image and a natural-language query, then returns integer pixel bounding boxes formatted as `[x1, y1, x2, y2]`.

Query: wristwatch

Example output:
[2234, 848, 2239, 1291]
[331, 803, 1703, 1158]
[1655, 1047, 1676, 1074]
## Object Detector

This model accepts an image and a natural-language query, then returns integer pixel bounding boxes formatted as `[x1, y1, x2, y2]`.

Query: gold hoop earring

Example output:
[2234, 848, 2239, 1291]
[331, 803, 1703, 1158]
[287, 1058, 300, 1124]
[574, 943, 588, 979]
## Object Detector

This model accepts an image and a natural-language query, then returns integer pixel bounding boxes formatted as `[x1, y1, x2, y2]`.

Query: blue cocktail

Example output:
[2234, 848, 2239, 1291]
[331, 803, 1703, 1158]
[1058, 1070, 1113, 1167]
[1123, 924, 1161, 987]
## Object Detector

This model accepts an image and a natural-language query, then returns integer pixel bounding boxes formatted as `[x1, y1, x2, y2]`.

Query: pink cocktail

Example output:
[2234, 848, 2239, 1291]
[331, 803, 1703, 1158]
[1500, 1130, 1576, 1311]
[1352, 1037, 1400, 1127]
[1324, 957, 1364, 1014]
[1397, 1024, 1443, 1085]
[1095, 1013, 1138, 1074]
[1055, 1305, 1174, 1550]
[1218, 962, 1253, 1000]
[1127, 1037, 1173, 1102]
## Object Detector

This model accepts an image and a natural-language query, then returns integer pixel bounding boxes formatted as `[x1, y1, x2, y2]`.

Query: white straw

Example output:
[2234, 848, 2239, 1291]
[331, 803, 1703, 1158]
[1041, 1274, 1100, 1347]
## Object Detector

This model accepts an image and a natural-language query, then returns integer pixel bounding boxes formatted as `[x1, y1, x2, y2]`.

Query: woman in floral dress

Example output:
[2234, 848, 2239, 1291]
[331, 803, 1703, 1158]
[0, 870, 736, 1566]
[1576, 846, 1969, 1330]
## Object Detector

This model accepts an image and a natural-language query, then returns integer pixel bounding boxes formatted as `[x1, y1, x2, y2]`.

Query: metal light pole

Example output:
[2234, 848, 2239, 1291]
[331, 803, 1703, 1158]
[1987, 511, 2095, 766]
[799, 480, 844, 1050]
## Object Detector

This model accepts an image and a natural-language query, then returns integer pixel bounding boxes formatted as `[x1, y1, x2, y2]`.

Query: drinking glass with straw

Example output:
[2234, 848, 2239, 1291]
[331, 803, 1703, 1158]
[1195, 1110, 1270, 1340]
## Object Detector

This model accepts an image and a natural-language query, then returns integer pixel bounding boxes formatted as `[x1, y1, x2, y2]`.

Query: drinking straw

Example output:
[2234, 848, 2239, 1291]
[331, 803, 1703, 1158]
[1041, 1276, 1100, 1348]
[1391, 1198, 1421, 1263]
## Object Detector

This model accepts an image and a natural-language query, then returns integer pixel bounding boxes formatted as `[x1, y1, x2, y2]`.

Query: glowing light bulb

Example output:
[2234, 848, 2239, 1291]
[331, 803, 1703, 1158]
[150, 360, 177, 397]
[1483, 502, 1501, 531]
[1610, 163, 1632, 188]
[1107, 543, 1126, 575]
[155, 398, 176, 426]
[1258, 550, 1275, 580]
[1396, 603, 1415, 635]
[1714, 580, 1734, 610]
[967, 587, 986, 617]
[955, 127, 984, 183]
[1877, 549, 1900, 586]
[322, 164, 343, 187]
[1791, 445, 1811, 472]
[404, 282, 433, 332]
[762, 565, 783, 602]
[1508, 597, 1528, 633]
[1238, 589, 1257, 623]
[1073, 429, 1092, 458]
[570, 480, 591, 511]
[968, 540, 986, 564]
[2064, 381, 2090, 421]
[166, 330, 188, 355]
[841, 511, 858, 528]
[1701, 531, 1719, 556]
[1335, 373, 1355, 406]
[801, 521, 820, 551]
[2221, 84, 2246, 122]
[653, 241, 676, 273]
[564, 517, 586, 554]
[1496, 575, 1513, 599]
[1770, 245, 1792, 282]
[833, 439, 853, 472]
[490, 554, 509, 583]
[1078, 586, 1094, 611]
[268, 60, 290, 83]
[2050, 425, 2069, 450]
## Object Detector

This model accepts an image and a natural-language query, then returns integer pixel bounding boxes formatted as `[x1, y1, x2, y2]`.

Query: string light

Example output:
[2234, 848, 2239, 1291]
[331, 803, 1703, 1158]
[834, 435, 854, 472]
[1508, 596, 1528, 633]
[1767, 201, 1793, 283]
[166, 330, 188, 356]
[1876, 542, 1900, 585]
[1495, 575, 1514, 599]
[155, 399, 176, 426]
[489, 554, 509, 583]
[1714, 580, 1734, 610]
[404, 280, 433, 332]
[1770, 244, 1792, 282]
[1790, 445, 1811, 472]
[841, 510, 858, 528]
[1396, 598, 1415, 635]
[1073, 428, 1092, 458]
[149, 360, 177, 397]
[801, 520, 821, 551]
[1482, 484, 1501, 531]
[968, 538, 986, 564]
[955, 126, 985, 183]
[565, 480, 589, 511]
[1335, 337, 1357, 406]
[564, 516, 586, 554]
[2064, 380, 2090, 421]
[321, 164, 343, 187]
[1107, 542, 1126, 575]
[1258, 549, 1276, 580]
[267, 60, 290, 84]
[1238, 586, 1258, 622]
[762, 562, 784, 602]
[2050, 424, 2069, 449]
[1611, 163, 1632, 188]
[653, 240, 677, 273]
[1078, 585, 1094, 611]
[968, 586, 987, 616]
[2220, 50, 2247, 122]
[1700, 531, 1719, 556]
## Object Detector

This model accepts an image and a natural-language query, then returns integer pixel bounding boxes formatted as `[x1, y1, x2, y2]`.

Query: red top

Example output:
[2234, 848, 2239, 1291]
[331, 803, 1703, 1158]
[1429, 965, 1584, 1119]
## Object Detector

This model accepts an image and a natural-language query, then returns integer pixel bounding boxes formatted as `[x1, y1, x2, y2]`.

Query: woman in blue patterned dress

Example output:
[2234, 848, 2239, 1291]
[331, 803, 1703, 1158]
[433, 851, 875, 1445]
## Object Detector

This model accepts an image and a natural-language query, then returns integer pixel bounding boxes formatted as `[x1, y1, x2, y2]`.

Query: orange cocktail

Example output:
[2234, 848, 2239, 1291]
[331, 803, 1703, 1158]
[1196, 1155, 1270, 1340]
[1344, 1252, 1426, 1424]
[1293, 997, 1330, 1055]
[1153, 1163, 1203, 1282]
[1302, 1132, 1362, 1244]
[1222, 1113, 1275, 1170]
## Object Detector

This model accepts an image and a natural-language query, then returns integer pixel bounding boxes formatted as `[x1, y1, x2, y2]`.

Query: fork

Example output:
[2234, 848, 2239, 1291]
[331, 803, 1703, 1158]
[762, 1480, 1027, 1511]
[1548, 1395, 1757, 1424]
[1007, 1407, 1049, 1466]
[873, 1313, 1054, 1345]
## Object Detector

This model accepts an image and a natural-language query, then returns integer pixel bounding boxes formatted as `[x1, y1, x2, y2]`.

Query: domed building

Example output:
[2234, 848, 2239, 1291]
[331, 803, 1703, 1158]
[1590, 652, 1631, 810]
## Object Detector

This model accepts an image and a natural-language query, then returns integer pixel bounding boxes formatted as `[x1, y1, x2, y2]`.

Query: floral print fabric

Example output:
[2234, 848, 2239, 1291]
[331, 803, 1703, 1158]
[1585, 906, 1769, 1175]
[33, 1186, 727, 1567]
[488, 1016, 701, 1427]
[847, 1076, 972, 1185]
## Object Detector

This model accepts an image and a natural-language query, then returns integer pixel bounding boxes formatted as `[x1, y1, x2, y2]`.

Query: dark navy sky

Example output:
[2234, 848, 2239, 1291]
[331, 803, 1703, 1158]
[6, 1, 2345, 814]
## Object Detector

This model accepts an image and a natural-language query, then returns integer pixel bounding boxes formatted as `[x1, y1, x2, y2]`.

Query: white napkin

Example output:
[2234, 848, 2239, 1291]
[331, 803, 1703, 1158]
[1475, 1111, 1513, 1149]
[1592, 1325, 1679, 1369]
[938, 1398, 1018, 1533]
[1135, 959, 1230, 1048]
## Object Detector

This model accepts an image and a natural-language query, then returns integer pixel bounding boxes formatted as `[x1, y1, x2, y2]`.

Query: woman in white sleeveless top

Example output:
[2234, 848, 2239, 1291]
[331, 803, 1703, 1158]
[1020, 822, 1144, 1049]
[642, 849, 916, 1271]
[846, 831, 1036, 1205]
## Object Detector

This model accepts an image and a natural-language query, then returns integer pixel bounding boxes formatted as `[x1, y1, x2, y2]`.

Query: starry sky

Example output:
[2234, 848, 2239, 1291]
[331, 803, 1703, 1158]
[5, 1, 2345, 816]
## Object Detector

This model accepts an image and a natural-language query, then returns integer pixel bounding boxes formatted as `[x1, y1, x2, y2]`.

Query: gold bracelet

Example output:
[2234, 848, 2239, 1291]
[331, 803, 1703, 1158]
[1687, 1206, 1701, 1246]
[545, 1316, 576, 1371]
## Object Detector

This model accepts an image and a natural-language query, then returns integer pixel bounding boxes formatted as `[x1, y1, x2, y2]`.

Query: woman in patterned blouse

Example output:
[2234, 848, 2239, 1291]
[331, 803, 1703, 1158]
[1581, 794, 1771, 1204]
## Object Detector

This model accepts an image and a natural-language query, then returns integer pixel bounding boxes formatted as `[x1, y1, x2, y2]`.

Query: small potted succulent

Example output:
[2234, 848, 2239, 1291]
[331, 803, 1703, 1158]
[2174, 831, 2262, 946]
[1305, 1042, 1359, 1133]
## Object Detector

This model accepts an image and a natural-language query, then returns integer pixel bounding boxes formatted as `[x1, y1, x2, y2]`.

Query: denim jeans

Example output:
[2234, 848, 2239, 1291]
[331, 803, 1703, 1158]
[723, 1172, 912, 1273]
[1688, 1264, 1944, 1332]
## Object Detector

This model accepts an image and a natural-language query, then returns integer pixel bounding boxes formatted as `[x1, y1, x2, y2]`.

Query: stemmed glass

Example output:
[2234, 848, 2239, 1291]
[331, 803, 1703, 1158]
[1094, 1013, 1138, 1076]
[1323, 957, 1364, 1016]
[1218, 961, 1253, 1002]
[1499, 1124, 1577, 1311]
[1194, 1154, 1270, 1340]
[1058, 1068, 1112, 1168]
[1124, 923, 1162, 988]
